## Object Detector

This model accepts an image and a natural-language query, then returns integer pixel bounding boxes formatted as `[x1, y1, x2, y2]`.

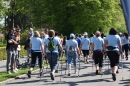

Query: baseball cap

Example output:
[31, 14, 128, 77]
[70, 33, 75, 38]
[83, 32, 88, 35]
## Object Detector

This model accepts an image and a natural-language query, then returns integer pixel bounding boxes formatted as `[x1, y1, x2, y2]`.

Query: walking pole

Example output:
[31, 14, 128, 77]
[78, 56, 81, 77]
[60, 52, 64, 81]
[121, 53, 124, 80]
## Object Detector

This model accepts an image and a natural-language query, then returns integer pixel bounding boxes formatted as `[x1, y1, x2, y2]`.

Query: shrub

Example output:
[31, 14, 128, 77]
[0, 45, 27, 61]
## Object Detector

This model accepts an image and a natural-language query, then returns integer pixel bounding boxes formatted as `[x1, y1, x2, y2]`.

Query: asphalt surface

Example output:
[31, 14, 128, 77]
[0, 56, 130, 86]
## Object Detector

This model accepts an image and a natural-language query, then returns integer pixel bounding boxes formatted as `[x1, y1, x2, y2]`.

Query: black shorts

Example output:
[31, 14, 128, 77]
[82, 50, 89, 57]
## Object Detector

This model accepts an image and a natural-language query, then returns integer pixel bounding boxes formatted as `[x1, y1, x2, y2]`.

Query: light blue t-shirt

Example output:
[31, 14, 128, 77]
[105, 35, 121, 51]
[81, 37, 90, 50]
[92, 37, 104, 50]
[44, 37, 60, 53]
[66, 39, 78, 52]
[30, 37, 42, 52]
[122, 36, 129, 45]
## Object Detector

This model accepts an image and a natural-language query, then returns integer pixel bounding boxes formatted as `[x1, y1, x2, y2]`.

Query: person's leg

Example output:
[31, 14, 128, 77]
[38, 52, 43, 72]
[82, 50, 86, 63]
[73, 53, 77, 73]
[68, 56, 73, 75]
[93, 52, 99, 74]
[98, 52, 103, 74]
[6, 50, 12, 73]
[124, 44, 129, 60]
[11, 50, 15, 72]
[30, 52, 37, 71]
[86, 50, 89, 63]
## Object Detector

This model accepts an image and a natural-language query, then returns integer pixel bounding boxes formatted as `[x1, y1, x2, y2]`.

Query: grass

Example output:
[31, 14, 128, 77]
[0, 56, 66, 82]
[0, 67, 39, 82]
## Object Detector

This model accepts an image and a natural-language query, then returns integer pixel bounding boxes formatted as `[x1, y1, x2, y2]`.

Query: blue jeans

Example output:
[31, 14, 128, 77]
[67, 52, 77, 67]
[46, 53, 59, 71]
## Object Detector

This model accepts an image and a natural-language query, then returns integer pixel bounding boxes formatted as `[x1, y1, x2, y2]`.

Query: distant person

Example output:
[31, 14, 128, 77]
[80, 32, 90, 63]
[29, 28, 34, 37]
[44, 29, 49, 38]
[6, 28, 17, 74]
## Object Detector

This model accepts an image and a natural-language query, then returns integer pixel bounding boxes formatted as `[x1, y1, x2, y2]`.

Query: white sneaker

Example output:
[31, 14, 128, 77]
[7, 71, 12, 74]
[15, 68, 18, 71]
[12, 70, 17, 73]
[75, 70, 78, 74]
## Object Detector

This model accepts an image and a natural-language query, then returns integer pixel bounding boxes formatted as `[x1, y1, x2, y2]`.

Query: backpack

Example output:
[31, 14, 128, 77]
[67, 45, 75, 56]
[48, 38, 56, 51]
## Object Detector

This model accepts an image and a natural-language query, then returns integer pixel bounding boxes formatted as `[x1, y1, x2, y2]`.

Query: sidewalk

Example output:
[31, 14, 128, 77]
[1, 57, 130, 86]
[0, 56, 27, 72]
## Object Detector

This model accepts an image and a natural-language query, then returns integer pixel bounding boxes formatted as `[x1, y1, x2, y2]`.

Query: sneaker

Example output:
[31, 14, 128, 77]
[68, 71, 71, 76]
[96, 70, 98, 75]
[86, 60, 89, 64]
[55, 70, 58, 73]
[98, 72, 103, 75]
[11, 70, 17, 73]
[75, 70, 78, 74]
[126, 57, 128, 60]
[39, 72, 43, 77]
[27, 70, 31, 78]
[50, 72, 55, 80]
[7, 71, 12, 74]
[15, 68, 18, 71]
[112, 73, 116, 81]
[116, 70, 119, 74]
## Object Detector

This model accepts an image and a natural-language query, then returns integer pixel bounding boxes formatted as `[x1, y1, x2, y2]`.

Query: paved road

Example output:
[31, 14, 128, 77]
[0, 57, 130, 86]
[0, 57, 27, 72]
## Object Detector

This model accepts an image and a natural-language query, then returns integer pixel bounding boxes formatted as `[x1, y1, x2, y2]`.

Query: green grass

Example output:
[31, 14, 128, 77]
[0, 56, 66, 82]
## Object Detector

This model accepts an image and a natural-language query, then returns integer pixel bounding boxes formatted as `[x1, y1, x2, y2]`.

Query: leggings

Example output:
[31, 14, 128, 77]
[31, 52, 43, 68]
[107, 51, 120, 67]
[93, 51, 103, 67]
[123, 44, 129, 57]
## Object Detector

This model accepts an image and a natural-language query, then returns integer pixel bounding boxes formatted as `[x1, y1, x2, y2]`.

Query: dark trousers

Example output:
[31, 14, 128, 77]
[31, 52, 43, 68]
[93, 50, 103, 67]
[107, 51, 120, 67]
[123, 44, 129, 57]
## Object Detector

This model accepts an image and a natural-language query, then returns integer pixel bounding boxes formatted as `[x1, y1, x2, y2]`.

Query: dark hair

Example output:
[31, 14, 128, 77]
[63, 36, 67, 45]
[90, 34, 94, 37]
[55, 31, 58, 36]
[109, 28, 117, 35]
[101, 33, 104, 38]
[124, 32, 128, 39]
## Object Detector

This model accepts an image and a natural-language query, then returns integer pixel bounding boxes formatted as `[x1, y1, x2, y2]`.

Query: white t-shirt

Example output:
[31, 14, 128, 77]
[66, 39, 78, 52]
[122, 36, 129, 45]
[30, 37, 42, 52]
[81, 37, 90, 50]
[44, 37, 60, 53]
[92, 37, 104, 50]
[105, 35, 121, 51]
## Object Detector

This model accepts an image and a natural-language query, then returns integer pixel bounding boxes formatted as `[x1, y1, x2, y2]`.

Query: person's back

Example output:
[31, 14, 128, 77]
[81, 37, 90, 50]
[92, 37, 104, 50]
[31, 37, 42, 51]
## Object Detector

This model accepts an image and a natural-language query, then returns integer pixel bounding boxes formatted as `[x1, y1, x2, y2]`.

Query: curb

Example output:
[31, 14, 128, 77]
[0, 68, 40, 85]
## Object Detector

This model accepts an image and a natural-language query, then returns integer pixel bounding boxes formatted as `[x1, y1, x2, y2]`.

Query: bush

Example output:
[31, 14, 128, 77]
[0, 45, 27, 61]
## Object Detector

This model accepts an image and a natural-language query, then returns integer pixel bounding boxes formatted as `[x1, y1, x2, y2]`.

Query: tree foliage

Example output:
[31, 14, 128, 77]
[3, 0, 126, 36]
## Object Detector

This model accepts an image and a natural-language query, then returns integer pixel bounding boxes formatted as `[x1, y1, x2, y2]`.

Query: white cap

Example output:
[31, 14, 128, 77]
[83, 32, 88, 35]
[30, 28, 33, 31]
[70, 33, 75, 38]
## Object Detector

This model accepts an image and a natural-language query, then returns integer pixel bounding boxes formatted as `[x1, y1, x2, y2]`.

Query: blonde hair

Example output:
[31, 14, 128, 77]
[34, 31, 40, 37]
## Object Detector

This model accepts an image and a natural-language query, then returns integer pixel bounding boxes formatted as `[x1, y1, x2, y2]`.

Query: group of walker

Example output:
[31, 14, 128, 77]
[6, 27, 130, 82]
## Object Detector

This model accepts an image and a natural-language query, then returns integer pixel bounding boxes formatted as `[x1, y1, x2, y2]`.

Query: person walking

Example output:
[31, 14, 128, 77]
[91, 31, 104, 75]
[66, 33, 80, 76]
[104, 28, 122, 81]
[80, 32, 90, 63]
[27, 31, 44, 78]
[122, 32, 129, 60]
[44, 30, 63, 80]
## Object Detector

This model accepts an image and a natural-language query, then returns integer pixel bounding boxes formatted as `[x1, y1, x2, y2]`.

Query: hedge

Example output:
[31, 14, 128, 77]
[0, 45, 27, 61]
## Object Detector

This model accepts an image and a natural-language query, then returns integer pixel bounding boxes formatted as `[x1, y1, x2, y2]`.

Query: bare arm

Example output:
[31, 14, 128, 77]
[104, 40, 108, 53]
[118, 39, 122, 53]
